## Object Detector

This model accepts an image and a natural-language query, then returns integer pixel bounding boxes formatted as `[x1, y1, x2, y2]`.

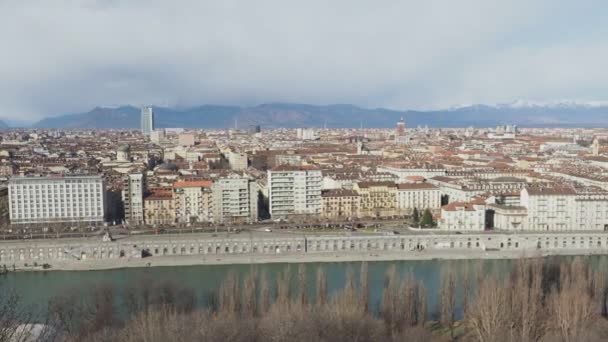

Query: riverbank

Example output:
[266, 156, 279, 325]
[12, 248, 607, 272]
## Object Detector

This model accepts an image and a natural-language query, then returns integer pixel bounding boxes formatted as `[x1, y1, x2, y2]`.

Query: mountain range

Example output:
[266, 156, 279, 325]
[2, 102, 608, 129]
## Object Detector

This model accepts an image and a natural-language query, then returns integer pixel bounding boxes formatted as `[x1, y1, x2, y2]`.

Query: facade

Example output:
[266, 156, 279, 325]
[488, 204, 527, 230]
[227, 151, 248, 171]
[178, 133, 196, 147]
[122, 173, 144, 225]
[9, 175, 105, 225]
[520, 187, 576, 231]
[268, 166, 322, 218]
[143, 190, 174, 225]
[354, 181, 397, 218]
[296, 128, 318, 140]
[439, 201, 486, 231]
[574, 190, 608, 231]
[116, 145, 131, 162]
[396, 183, 441, 212]
[321, 189, 360, 219]
[150, 129, 166, 144]
[141, 106, 154, 136]
[0, 186, 8, 225]
[212, 174, 258, 224]
[173, 180, 214, 223]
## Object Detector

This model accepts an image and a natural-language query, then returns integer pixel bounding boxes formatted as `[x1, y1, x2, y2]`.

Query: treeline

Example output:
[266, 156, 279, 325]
[2, 258, 608, 341]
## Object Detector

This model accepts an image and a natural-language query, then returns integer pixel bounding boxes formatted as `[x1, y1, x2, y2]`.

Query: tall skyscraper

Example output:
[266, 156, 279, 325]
[141, 106, 154, 135]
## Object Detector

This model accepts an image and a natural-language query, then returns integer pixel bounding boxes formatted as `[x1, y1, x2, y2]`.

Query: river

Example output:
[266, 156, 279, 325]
[0, 256, 604, 319]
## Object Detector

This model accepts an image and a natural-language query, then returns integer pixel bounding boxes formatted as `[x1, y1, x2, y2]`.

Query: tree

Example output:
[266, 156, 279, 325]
[412, 208, 420, 226]
[420, 209, 435, 228]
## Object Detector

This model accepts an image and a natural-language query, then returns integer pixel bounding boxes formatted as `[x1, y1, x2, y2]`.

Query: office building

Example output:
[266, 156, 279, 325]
[141, 106, 154, 136]
[9, 175, 105, 224]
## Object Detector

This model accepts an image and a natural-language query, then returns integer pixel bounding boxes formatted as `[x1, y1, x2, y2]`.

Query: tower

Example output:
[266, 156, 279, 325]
[593, 137, 601, 156]
[396, 117, 406, 136]
[141, 106, 154, 136]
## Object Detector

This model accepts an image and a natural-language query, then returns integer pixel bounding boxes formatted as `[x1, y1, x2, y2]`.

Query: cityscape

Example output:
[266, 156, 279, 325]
[2, 1, 608, 341]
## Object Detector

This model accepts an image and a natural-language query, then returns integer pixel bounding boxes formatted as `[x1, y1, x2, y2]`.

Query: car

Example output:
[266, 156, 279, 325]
[264, 228, 272, 232]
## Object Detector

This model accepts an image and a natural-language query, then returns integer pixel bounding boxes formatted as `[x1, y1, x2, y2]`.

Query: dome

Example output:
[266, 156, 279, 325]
[117, 144, 131, 152]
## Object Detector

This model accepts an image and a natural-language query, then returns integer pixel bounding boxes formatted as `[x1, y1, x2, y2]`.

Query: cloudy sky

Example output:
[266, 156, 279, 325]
[1, 0, 607, 122]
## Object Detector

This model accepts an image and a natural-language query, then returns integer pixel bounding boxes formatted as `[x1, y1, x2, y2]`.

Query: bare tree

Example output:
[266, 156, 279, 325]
[439, 266, 457, 341]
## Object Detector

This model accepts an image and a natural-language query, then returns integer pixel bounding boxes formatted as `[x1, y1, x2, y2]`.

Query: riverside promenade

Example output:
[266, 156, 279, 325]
[2, 230, 608, 271]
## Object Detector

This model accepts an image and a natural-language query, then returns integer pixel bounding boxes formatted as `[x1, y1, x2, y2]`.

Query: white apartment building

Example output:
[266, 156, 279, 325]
[212, 174, 258, 224]
[520, 187, 576, 231]
[122, 173, 144, 225]
[9, 175, 105, 225]
[575, 191, 608, 231]
[439, 201, 486, 231]
[268, 165, 322, 218]
[295, 128, 318, 141]
[227, 151, 248, 171]
[173, 180, 214, 223]
[396, 183, 441, 212]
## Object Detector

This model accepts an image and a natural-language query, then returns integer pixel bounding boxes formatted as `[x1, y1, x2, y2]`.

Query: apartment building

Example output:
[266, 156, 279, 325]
[143, 189, 174, 225]
[396, 183, 441, 212]
[212, 174, 258, 224]
[354, 181, 397, 218]
[520, 186, 576, 231]
[439, 201, 486, 231]
[173, 180, 214, 223]
[122, 173, 144, 225]
[268, 165, 322, 218]
[321, 189, 360, 219]
[9, 175, 105, 225]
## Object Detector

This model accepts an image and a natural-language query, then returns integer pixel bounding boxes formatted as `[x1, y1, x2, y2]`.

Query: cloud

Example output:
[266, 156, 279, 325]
[0, 0, 607, 121]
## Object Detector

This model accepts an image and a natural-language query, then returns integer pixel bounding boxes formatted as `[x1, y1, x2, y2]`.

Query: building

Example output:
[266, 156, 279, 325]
[178, 133, 196, 147]
[354, 181, 397, 218]
[268, 165, 322, 218]
[487, 204, 527, 230]
[0, 186, 10, 225]
[150, 129, 166, 144]
[520, 186, 576, 231]
[173, 180, 214, 223]
[9, 175, 105, 225]
[439, 201, 486, 231]
[122, 173, 144, 225]
[212, 174, 258, 224]
[116, 145, 131, 162]
[574, 190, 608, 231]
[321, 189, 360, 219]
[227, 151, 248, 171]
[396, 183, 441, 212]
[296, 128, 318, 141]
[396, 117, 406, 136]
[143, 189, 174, 225]
[593, 137, 601, 156]
[141, 106, 154, 136]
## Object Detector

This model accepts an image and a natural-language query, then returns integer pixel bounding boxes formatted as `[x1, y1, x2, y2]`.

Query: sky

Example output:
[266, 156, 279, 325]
[1, 0, 608, 122]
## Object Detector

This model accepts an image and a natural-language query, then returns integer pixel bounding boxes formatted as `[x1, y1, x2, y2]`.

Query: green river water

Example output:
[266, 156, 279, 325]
[0, 256, 605, 318]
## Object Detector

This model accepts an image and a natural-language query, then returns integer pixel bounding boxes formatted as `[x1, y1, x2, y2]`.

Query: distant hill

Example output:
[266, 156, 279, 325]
[0, 120, 7, 129]
[30, 102, 608, 129]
